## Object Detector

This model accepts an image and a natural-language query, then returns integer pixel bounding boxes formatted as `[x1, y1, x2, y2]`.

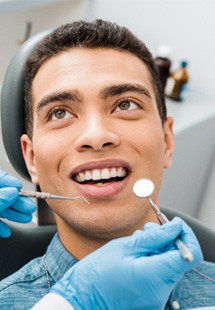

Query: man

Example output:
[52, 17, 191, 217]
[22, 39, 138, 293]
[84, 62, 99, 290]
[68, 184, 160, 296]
[0, 20, 214, 309]
[0, 173, 202, 310]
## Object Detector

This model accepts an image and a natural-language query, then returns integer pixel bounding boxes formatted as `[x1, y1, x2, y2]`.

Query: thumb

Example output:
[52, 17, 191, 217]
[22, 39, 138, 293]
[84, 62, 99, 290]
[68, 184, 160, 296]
[0, 188, 19, 212]
[126, 218, 182, 254]
[0, 170, 22, 189]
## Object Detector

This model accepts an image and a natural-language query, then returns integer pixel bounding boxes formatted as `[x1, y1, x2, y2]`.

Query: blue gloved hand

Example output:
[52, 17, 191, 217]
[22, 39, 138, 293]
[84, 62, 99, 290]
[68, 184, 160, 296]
[0, 170, 36, 237]
[51, 217, 203, 310]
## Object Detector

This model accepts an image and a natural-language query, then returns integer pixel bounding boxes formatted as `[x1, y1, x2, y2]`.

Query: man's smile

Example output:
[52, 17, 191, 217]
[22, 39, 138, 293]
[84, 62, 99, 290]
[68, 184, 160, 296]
[74, 167, 127, 184]
[70, 160, 130, 197]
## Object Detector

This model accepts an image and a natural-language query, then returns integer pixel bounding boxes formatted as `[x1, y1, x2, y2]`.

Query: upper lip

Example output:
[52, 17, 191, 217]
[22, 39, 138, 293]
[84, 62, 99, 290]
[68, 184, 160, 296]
[70, 159, 131, 179]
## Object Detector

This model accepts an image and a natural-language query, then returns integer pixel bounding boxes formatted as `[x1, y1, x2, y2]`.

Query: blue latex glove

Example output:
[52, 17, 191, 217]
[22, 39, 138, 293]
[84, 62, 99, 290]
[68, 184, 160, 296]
[0, 170, 36, 237]
[51, 217, 203, 310]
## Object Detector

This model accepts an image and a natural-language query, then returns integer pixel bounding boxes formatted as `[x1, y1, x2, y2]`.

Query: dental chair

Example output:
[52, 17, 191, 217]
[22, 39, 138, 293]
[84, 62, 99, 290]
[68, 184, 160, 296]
[0, 31, 215, 281]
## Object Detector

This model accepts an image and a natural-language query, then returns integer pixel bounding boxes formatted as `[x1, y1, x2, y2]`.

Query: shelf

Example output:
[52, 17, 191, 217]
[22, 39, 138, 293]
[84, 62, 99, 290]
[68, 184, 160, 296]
[166, 91, 215, 135]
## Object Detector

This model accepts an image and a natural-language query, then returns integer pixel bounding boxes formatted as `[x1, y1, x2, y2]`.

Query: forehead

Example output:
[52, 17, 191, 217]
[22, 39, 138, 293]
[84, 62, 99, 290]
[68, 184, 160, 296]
[32, 48, 155, 103]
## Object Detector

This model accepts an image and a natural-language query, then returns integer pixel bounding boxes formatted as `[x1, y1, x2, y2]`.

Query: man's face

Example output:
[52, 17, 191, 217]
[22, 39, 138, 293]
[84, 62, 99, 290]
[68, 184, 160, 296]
[21, 48, 174, 239]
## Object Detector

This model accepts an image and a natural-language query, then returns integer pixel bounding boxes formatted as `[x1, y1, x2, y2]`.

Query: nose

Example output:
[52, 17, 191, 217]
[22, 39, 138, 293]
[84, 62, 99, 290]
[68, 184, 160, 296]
[74, 117, 121, 152]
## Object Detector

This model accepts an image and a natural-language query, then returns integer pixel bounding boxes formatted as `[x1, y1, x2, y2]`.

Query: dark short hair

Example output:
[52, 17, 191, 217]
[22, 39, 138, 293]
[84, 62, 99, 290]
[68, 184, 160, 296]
[25, 19, 166, 137]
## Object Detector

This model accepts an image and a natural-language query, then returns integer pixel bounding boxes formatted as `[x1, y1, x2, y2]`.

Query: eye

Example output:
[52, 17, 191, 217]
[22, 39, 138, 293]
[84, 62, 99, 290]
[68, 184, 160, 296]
[115, 100, 140, 112]
[49, 108, 73, 121]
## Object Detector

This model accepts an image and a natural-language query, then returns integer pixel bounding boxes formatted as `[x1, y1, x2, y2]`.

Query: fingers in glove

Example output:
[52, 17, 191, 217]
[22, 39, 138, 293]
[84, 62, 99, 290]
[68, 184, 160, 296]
[175, 218, 203, 267]
[139, 217, 203, 271]
[144, 217, 203, 268]
[10, 196, 36, 214]
[0, 170, 22, 190]
[142, 242, 202, 279]
[128, 218, 183, 254]
[0, 220, 11, 238]
[0, 208, 33, 223]
[0, 188, 36, 214]
[0, 188, 20, 212]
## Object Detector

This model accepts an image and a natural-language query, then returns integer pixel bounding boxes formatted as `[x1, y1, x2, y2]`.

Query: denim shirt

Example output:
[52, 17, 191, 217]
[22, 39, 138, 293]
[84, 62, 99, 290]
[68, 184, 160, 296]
[0, 233, 214, 310]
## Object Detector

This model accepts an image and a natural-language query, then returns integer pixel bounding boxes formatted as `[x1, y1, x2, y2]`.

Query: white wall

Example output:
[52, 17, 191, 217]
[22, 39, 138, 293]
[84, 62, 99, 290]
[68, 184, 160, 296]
[1, 0, 215, 96]
[87, 0, 215, 99]
[0, 0, 90, 84]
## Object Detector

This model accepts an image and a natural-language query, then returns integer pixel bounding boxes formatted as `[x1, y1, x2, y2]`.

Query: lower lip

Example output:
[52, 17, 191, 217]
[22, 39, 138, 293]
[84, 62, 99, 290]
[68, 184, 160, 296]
[73, 177, 129, 199]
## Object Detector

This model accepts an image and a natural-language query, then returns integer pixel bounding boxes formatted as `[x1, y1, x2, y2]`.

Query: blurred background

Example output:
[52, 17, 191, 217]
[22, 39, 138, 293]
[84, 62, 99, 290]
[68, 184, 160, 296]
[0, 0, 214, 229]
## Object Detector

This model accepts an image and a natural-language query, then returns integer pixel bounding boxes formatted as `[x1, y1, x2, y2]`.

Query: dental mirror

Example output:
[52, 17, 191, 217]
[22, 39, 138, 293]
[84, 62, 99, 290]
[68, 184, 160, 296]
[133, 178, 154, 198]
[132, 177, 194, 262]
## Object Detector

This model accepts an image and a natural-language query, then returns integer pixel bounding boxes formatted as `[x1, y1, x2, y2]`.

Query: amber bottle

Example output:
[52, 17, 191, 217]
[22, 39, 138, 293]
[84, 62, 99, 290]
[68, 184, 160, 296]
[165, 61, 189, 101]
[154, 46, 172, 91]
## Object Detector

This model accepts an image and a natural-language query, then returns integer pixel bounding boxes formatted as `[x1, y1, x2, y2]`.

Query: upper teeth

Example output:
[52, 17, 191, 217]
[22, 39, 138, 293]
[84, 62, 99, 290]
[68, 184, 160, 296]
[75, 167, 127, 183]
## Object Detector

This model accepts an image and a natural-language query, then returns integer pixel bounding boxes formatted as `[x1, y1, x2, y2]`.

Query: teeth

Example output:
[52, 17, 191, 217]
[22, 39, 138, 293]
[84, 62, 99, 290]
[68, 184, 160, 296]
[85, 170, 91, 180]
[101, 168, 110, 179]
[110, 168, 117, 178]
[76, 174, 81, 182]
[96, 182, 107, 186]
[116, 167, 123, 177]
[79, 172, 85, 182]
[75, 167, 127, 183]
[92, 170, 101, 180]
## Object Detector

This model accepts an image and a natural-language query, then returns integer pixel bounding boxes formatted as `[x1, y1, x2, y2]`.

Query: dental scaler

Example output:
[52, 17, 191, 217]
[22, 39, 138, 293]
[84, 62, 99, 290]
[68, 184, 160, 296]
[19, 190, 90, 204]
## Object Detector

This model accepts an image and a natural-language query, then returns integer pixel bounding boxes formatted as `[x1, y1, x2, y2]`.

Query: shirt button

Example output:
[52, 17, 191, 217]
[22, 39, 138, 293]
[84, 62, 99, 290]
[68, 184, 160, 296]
[172, 300, 180, 309]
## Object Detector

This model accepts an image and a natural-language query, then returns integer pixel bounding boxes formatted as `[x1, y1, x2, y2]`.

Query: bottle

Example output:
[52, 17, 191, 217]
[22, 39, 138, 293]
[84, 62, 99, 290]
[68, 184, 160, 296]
[165, 60, 189, 101]
[154, 45, 172, 91]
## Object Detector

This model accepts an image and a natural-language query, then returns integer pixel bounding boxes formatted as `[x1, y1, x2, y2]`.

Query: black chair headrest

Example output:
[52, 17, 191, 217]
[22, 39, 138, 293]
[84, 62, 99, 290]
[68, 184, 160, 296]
[1, 30, 51, 181]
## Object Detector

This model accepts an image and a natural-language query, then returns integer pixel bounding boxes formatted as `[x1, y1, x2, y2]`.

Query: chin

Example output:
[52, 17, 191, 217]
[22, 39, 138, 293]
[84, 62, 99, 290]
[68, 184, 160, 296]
[68, 215, 140, 240]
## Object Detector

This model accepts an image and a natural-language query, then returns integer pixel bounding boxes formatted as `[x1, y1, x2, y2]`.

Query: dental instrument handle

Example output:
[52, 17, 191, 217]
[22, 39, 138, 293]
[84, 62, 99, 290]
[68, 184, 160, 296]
[148, 197, 193, 262]
[19, 190, 90, 204]
[20, 190, 53, 199]
[175, 238, 194, 262]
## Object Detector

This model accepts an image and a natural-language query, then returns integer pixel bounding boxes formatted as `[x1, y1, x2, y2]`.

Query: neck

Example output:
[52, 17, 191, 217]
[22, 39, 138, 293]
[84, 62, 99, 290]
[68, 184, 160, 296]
[56, 217, 108, 259]
[56, 211, 158, 260]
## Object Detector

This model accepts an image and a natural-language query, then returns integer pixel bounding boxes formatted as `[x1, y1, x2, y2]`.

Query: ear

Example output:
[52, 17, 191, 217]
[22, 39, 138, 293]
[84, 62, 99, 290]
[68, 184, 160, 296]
[20, 134, 39, 185]
[163, 117, 174, 169]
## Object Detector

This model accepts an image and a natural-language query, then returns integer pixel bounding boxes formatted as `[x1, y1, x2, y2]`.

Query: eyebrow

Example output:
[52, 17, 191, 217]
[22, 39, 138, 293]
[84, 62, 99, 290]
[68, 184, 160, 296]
[35, 83, 152, 112]
[99, 83, 152, 100]
[36, 90, 82, 112]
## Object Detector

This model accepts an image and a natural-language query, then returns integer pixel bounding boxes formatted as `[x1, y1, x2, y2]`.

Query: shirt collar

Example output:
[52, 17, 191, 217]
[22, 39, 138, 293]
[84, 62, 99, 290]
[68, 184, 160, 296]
[44, 233, 78, 282]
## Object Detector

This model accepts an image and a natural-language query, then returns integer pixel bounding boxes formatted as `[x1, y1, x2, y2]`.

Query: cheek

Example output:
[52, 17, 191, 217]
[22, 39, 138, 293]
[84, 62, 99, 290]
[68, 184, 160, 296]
[128, 124, 166, 187]
[128, 123, 165, 161]
[32, 133, 68, 183]
[33, 129, 70, 161]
